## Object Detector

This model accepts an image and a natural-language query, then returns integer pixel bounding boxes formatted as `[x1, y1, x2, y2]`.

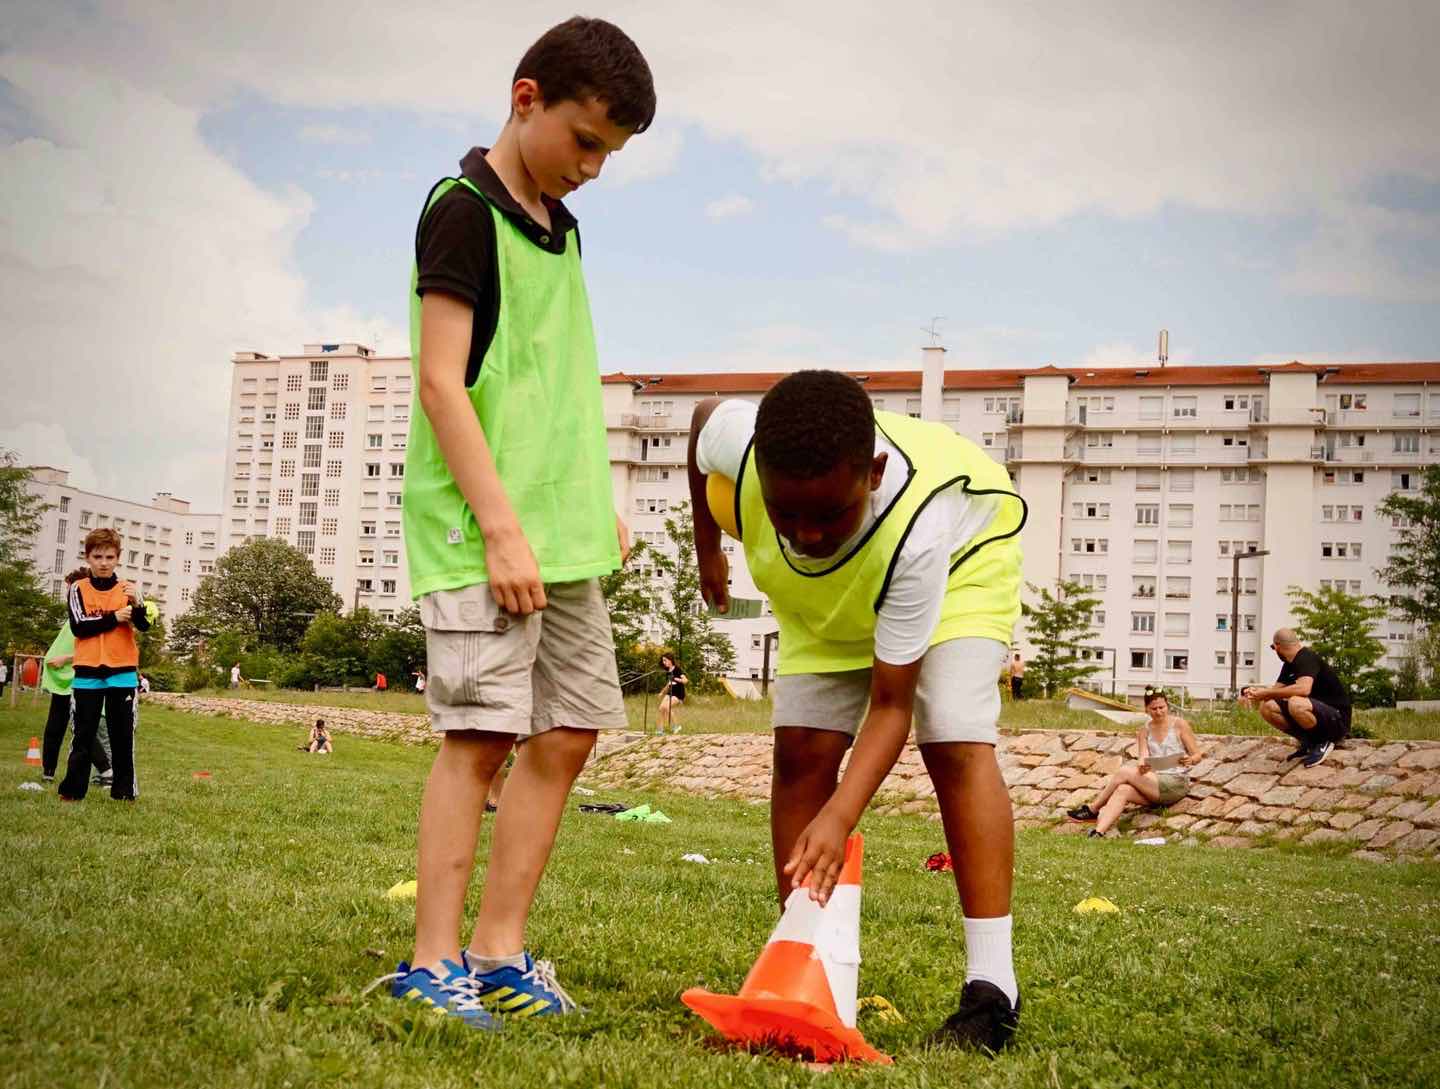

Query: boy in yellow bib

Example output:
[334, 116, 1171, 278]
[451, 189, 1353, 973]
[688, 370, 1027, 1053]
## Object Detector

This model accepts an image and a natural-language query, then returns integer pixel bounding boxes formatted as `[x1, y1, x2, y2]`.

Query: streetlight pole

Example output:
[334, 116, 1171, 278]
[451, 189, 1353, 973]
[1230, 549, 1270, 698]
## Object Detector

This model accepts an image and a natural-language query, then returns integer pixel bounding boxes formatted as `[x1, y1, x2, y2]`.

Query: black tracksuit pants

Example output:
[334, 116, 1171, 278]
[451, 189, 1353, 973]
[41, 694, 112, 779]
[60, 688, 136, 800]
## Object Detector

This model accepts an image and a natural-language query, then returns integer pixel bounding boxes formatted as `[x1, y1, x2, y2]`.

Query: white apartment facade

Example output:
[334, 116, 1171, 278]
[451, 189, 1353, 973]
[602, 352, 1440, 698]
[220, 343, 415, 617]
[23, 467, 219, 614]
[221, 344, 1437, 697]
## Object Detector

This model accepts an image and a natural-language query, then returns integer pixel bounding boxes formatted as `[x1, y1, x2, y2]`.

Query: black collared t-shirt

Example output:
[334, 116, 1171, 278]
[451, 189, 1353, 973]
[414, 147, 579, 385]
[1278, 647, 1352, 725]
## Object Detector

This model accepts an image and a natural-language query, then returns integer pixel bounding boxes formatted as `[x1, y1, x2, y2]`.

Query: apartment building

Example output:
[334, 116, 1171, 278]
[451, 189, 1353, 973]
[222, 344, 1436, 696]
[23, 467, 219, 613]
[220, 343, 415, 618]
[603, 351, 1440, 697]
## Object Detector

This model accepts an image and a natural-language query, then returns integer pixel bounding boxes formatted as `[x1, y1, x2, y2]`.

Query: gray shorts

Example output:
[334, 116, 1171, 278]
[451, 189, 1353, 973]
[419, 579, 628, 739]
[772, 637, 1007, 746]
[1155, 772, 1191, 806]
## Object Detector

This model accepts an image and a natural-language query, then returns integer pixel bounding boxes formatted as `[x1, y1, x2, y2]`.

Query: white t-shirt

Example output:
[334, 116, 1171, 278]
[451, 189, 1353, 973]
[696, 399, 999, 666]
[230, 665, 240, 683]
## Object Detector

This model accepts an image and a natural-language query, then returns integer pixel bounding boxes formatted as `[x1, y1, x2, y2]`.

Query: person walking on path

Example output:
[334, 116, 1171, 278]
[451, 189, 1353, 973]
[1009, 652, 1025, 700]
[656, 652, 687, 733]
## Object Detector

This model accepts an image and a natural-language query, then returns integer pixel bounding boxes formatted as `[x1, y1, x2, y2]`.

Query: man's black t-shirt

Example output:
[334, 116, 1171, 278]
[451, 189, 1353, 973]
[1278, 647, 1352, 728]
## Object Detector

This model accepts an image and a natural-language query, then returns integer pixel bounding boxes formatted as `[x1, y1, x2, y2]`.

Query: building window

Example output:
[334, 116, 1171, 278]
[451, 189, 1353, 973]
[368, 404, 385, 421]
[281, 431, 297, 450]
[300, 474, 320, 497]
[1167, 540, 1192, 565]
[308, 386, 327, 411]
[296, 530, 315, 554]
[370, 375, 388, 392]
[392, 405, 409, 422]
[387, 492, 402, 508]
[385, 521, 401, 538]
[298, 503, 317, 527]
[303, 445, 322, 469]
[280, 460, 295, 478]
[368, 433, 383, 449]
[277, 488, 294, 505]
[323, 488, 340, 506]
[305, 416, 324, 439]
[319, 546, 336, 565]
[359, 550, 375, 567]
[391, 433, 407, 450]
[284, 402, 300, 420]
[326, 461, 343, 478]
[332, 373, 349, 392]
[383, 549, 399, 566]
[233, 492, 248, 506]
[329, 402, 347, 421]
[363, 491, 379, 508]
[1135, 504, 1159, 526]
[185, 531, 194, 546]
[1131, 612, 1155, 633]
[1134, 539, 1158, 564]
[361, 521, 376, 538]
[1172, 396, 1197, 418]
[1164, 650, 1189, 671]
[322, 518, 338, 536]
[1133, 576, 1156, 598]
[389, 463, 405, 478]
[328, 432, 345, 449]
[1136, 470, 1161, 491]
[1394, 393, 1421, 418]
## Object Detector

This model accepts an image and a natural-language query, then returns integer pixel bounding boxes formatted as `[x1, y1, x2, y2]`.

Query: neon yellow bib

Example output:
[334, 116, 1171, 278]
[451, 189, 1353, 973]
[737, 411, 1026, 674]
[403, 178, 620, 596]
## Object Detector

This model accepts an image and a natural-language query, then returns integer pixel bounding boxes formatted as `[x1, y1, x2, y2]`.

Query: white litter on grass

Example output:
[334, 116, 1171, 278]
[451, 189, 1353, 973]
[681, 853, 711, 864]
[1135, 836, 1167, 846]
[573, 786, 596, 796]
[18, 782, 43, 792]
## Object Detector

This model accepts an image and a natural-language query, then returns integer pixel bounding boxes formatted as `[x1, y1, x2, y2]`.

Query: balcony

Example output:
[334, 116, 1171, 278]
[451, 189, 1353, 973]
[1311, 446, 1428, 466]
[1071, 447, 1250, 466]
[610, 414, 680, 431]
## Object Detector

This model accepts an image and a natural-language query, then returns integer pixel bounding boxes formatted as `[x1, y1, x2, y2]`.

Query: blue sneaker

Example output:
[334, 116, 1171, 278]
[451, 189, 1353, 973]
[464, 952, 579, 1017]
[1303, 741, 1334, 768]
[367, 959, 499, 1030]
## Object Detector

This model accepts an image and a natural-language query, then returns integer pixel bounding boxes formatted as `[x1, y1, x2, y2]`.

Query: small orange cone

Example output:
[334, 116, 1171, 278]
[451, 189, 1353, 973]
[682, 835, 890, 1064]
[24, 737, 42, 767]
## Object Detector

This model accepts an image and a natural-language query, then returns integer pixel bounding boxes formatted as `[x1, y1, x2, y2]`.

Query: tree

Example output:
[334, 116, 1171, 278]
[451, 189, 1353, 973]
[651, 502, 736, 685]
[1377, 465, 1440, 625]
[1021, 580, 1103, 698]
[1286, 584, 1393, 708]
[0, 451, 65, 655]
[368, 606, 427, 686]
[295, 612, 368, 687]
[599, 539, 660, 683]
[173, 538, 342, 653]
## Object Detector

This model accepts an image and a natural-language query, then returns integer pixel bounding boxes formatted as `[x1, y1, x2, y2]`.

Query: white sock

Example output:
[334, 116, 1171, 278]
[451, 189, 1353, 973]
[963, 915, 1018, 1006]
[465, 950, 526, 974]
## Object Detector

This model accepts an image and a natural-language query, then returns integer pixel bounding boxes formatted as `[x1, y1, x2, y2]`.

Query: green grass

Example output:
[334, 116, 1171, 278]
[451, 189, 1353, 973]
[189, 686, 431, 714]
[3, 701, 1438, 1088]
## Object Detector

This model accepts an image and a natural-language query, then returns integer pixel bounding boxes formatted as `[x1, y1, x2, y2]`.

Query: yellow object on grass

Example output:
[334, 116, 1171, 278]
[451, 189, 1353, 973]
[706, 474, 739, 540]
[858, 994, 905, 1023]
[1072, 896, 1121, 914]
[385, 879, 418, 901]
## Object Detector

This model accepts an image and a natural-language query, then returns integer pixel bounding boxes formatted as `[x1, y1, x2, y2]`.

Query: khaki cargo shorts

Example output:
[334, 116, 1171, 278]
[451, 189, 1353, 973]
[419, 578, 628, 738]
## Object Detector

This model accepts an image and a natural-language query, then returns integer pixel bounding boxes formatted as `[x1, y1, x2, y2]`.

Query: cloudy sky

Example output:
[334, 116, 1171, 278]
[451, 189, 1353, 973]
[3, 1, 1438, 508]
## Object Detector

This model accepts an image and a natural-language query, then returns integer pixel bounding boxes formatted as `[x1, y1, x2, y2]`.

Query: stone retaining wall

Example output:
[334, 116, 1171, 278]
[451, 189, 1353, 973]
[579, 730, 1440, 861]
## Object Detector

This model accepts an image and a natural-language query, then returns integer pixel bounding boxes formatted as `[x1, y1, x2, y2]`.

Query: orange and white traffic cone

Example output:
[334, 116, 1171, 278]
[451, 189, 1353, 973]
[682, 835, 890, 1064]
[24, 736, 42, 767]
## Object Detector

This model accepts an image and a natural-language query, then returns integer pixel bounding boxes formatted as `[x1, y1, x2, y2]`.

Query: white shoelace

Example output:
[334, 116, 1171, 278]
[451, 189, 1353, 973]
[524, 958, 578, 1013]
[361, 969, 490, 1017]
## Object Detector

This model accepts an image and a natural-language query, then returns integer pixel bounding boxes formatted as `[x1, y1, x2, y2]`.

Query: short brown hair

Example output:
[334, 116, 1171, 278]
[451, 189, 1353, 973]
[64, 565, 92, 585]
[83, 527, 122, 555]
[515, 17, 656, 132]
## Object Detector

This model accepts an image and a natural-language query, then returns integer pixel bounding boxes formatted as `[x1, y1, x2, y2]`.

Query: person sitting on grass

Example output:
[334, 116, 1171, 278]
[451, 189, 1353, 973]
[1242, 628, 1351, 769]
[1066, 689, 1204, 837]
[656, 652, 687, 734]
[305, 719, 333, 754]
[688, 369, 1029, 1053]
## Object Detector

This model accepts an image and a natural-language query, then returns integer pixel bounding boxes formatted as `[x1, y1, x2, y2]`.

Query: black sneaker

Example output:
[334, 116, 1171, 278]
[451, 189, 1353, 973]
[928, 980, 1020, 1054]
[1066, 804, 1098, 823]
[93, 772, 113, 787]
[41, 773, 55, 783]
[1284, 743, 1311, 761]
[1087, 829, 1105, 838]
[1302, 741, 1334, 768]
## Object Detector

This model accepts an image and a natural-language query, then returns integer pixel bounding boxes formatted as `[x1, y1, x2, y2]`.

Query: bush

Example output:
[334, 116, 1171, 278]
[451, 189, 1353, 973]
[1352, 669, 1396, 710]
[143, 663, 180, 693]
[181, 661, 213, 692]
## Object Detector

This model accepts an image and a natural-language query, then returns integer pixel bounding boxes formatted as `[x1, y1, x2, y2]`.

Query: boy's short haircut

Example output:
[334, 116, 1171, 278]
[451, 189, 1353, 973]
[755, 370, 876, 480]
[64, 565, 92, 585]
[515, 16, 656, 132]
[82, 527, 122, 555]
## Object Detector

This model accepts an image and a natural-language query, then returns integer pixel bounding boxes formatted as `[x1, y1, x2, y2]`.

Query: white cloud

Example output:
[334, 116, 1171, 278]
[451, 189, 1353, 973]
[603, 123, 683, 186]
[6, 421, 102, 493]
[0, 53, 398, 509]
[704, 193, 754, 219]
[298, 123, 370, 145]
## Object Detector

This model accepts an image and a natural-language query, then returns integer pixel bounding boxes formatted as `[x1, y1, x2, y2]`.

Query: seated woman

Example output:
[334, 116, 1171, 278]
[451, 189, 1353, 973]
[1066, 689, 1204, 837]
[306, 719, 333, 754]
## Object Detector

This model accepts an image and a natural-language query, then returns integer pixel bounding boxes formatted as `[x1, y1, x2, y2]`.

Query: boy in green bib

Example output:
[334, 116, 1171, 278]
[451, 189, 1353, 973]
[389, 18, 655, 1027]
[689, 370, 1028, 1053]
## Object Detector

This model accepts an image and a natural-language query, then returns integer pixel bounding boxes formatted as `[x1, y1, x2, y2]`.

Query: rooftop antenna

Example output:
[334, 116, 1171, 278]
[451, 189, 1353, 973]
[922, 316, 945, 346]
[1158, 329, 1169, 368]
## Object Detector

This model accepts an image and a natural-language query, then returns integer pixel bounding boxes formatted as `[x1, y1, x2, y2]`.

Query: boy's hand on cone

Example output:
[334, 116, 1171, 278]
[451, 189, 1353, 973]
[784, 807, 850, 905]
[698, 548, 729, 613]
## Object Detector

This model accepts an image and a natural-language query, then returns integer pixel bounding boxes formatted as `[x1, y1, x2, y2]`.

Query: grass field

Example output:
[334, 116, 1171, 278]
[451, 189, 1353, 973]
[180, 686, 1440, 741]
[3, 700, 1438, 1088]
